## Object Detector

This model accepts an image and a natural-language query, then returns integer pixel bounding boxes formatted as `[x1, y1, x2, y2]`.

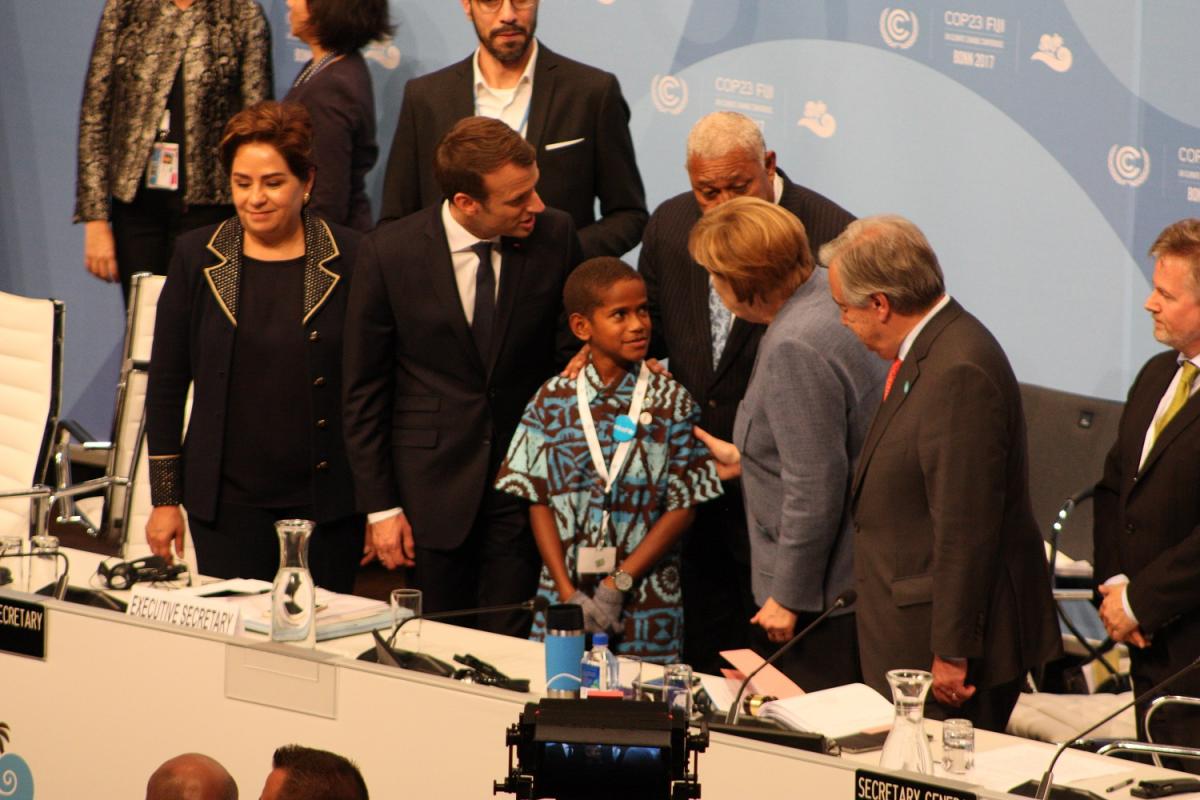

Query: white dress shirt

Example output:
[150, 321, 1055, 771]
[472, 39, 538, 137]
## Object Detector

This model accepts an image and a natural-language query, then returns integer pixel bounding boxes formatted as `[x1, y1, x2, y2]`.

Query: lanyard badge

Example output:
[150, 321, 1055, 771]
[574, 363, 649, 573]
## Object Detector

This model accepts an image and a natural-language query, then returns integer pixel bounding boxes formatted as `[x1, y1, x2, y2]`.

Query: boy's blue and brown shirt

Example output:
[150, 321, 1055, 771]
[496, 359, 723, 662]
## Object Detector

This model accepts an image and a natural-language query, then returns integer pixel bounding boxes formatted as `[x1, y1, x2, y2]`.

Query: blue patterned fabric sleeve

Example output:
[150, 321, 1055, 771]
[662, 377, 724, 512]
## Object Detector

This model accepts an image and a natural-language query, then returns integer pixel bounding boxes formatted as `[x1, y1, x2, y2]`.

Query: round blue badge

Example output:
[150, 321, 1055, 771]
[613, 414, 637, 442]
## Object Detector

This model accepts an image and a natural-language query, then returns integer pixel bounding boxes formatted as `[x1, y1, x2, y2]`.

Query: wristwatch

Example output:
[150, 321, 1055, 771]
[611, 569, 634, 592]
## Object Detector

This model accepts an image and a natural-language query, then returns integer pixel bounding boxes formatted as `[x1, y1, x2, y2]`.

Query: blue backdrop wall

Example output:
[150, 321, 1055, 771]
[3, 0, 1199, 434]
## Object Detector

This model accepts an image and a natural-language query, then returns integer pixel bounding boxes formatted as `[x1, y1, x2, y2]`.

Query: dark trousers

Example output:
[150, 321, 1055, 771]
[750, 612, 861, 693]
[681, 487, 757, 674]
[188, 502, 365, 594]
[110, 187, 230, 304]
[412, 488, 540, 638]
[925, 676, 1023, 734]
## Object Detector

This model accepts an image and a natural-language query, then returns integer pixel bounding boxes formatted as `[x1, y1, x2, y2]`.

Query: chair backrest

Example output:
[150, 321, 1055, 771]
[99, 273, 165, 545]
[0, 290, 64, 538]
[1020, 382, 1124, 563]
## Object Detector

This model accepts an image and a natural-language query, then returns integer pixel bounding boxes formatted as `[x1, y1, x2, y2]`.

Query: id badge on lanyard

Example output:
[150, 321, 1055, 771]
[574, 363, 649, 574]
[146, 109, 179, 190]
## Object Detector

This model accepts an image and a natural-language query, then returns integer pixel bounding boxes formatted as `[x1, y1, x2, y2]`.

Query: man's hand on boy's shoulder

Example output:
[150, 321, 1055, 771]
[558, 343, 671, 380]
[693, 426, 742, 481]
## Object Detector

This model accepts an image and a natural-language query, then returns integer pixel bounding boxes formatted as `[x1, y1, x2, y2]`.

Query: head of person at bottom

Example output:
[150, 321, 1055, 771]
[686, 111, 778, 213]
[434, 116, 544, 242]
[687, 196, 813, 326]
[819, 214, 947, 361]
[259, 745, 368, 800]
[146, 752, 238, 800]
[564, 257, 650, 383]
[286, 0, 394, 57]
[1146, 217, 1200, 359]
[219, 101, 317, 258]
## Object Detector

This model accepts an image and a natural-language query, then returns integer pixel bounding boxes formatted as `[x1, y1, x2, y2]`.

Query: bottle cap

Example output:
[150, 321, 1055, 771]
[593, 632, 609, 646]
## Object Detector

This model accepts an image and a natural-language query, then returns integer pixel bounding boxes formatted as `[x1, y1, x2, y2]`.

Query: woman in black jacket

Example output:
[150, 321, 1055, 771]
[284, 0, 393, 231]
[145, 101, 363, 592]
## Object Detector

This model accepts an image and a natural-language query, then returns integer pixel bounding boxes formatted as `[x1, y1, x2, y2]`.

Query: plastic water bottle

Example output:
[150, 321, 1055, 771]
[580, 632, 619, 697]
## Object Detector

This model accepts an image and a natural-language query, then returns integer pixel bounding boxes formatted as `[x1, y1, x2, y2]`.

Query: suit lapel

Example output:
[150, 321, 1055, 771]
[203, 219, 241, 327]
[426, 212, 486, 374]
[525, 45, 556, 150]
[489, 238, 527, 377]
[712, 317, 753, 385]
[301, 212, 341, 325]
[851, 300, 961, 499]
[686, 256, 716, 385]
[451, 56, 475, 118]
[1136, 360, 1200, 480]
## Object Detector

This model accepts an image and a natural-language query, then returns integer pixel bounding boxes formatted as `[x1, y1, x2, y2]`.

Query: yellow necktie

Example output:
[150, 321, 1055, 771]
[1154, 361, 1199, 438]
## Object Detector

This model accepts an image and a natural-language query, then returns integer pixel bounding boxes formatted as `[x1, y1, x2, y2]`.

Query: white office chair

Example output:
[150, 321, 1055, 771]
[52, 273, 194, 565]
[0, 289, 63, 540]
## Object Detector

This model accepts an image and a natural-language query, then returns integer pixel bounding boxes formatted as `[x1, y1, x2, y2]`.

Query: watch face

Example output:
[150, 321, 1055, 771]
[614, 571, 633, 592]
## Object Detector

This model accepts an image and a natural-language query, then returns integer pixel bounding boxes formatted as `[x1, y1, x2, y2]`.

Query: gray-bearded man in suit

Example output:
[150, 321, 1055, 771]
[344, 117, 581, 636]
[822, 215, 1059, 731]
[1095, 218, 1200, 762]
[378, 0, 646, 259]
[640, 111, 855, 674]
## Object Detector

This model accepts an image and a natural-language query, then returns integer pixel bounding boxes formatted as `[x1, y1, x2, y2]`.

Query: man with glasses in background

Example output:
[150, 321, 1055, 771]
[378, 0, 647, 259]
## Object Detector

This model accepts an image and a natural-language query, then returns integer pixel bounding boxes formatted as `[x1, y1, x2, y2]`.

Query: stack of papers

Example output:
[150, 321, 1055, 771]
[184, 579, 392, 641]
[757, 682, 894, 737]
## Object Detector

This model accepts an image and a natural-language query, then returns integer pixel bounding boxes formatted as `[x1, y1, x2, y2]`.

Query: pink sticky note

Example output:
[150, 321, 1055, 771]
[719, 648, 805, 699]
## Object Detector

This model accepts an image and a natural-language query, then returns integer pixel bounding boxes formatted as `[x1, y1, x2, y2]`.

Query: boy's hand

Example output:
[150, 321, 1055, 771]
[593, 583, 626, 635]
[693, 426, 742, 481]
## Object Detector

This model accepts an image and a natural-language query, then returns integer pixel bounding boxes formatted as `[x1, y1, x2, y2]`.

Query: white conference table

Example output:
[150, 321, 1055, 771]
[0, 548, 1193, 799]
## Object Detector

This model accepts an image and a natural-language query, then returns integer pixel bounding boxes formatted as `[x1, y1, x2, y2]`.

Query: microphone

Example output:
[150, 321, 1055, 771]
[385, 595, 549, 648]
[725, 589, 857, 725]
[1034, 653, 1200, 799]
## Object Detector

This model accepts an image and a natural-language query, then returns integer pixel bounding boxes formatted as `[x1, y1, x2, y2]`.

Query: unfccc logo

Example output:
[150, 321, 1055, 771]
[1107, 145, 1150, 187]
[880, 8, 919, 50]
[652, 74, 688, 115]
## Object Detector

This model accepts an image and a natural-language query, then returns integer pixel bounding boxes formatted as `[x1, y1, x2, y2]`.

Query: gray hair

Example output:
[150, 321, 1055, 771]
[819, 215, 945, 314]
[686, 112, 766, 163]
[1150, 218, 1200, 295]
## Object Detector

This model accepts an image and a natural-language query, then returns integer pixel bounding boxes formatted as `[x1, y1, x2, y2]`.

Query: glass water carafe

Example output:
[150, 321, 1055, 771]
[270, 519, 316, 648]
[879, 668, 934, 774]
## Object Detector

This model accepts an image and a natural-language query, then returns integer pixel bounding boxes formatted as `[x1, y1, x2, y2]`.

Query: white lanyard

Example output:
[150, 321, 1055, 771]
[576, 362, 649, 535]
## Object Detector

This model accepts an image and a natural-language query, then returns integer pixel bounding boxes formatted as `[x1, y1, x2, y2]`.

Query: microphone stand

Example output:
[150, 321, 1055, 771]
[726, 592, 854, 725]
[1035, 656, 1200, 799]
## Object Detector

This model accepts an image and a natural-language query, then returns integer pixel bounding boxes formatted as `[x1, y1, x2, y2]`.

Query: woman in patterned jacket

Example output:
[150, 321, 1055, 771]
[75, 0, 273, 304]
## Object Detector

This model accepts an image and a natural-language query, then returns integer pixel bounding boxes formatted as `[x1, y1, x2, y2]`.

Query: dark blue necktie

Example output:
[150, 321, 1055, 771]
[471, 241, 495, 362]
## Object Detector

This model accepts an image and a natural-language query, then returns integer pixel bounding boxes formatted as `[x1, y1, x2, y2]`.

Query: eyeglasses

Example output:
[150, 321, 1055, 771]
[475, 0, 537, 12]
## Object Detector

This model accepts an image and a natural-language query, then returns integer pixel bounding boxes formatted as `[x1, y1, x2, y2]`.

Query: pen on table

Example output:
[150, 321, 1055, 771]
[1106, 778, 1134, 793]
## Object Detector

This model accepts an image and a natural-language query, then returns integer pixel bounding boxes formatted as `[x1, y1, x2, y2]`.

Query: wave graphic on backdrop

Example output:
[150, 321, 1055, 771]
[0, 753, 34, 800]
[1030, 33, 1073, 72]
[797, 101, 836, 138]
[1108, 145, 1151, 187]
[365, 43, 401, 70]
[880, 8, 919, 50]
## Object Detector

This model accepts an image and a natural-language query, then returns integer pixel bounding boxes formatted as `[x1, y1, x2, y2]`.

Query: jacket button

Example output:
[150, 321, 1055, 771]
[1125, 523, 1135, 534]
[316, 460, 329, 471]
[316, 419, 328, 429]
[309, 330, 320, 342]
[313, 376, 326, 387]
[707, 399, 717, 408]
[482, 438, 491, 447]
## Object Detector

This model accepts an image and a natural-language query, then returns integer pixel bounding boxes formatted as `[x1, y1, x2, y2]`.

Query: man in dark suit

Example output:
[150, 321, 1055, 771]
[822, 215, 1059, 731]
[640, 111, 855, 673]
[1095, 218, 1200, 758]
[378, 0, 646, 259]
[343, 117, 582, 636]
